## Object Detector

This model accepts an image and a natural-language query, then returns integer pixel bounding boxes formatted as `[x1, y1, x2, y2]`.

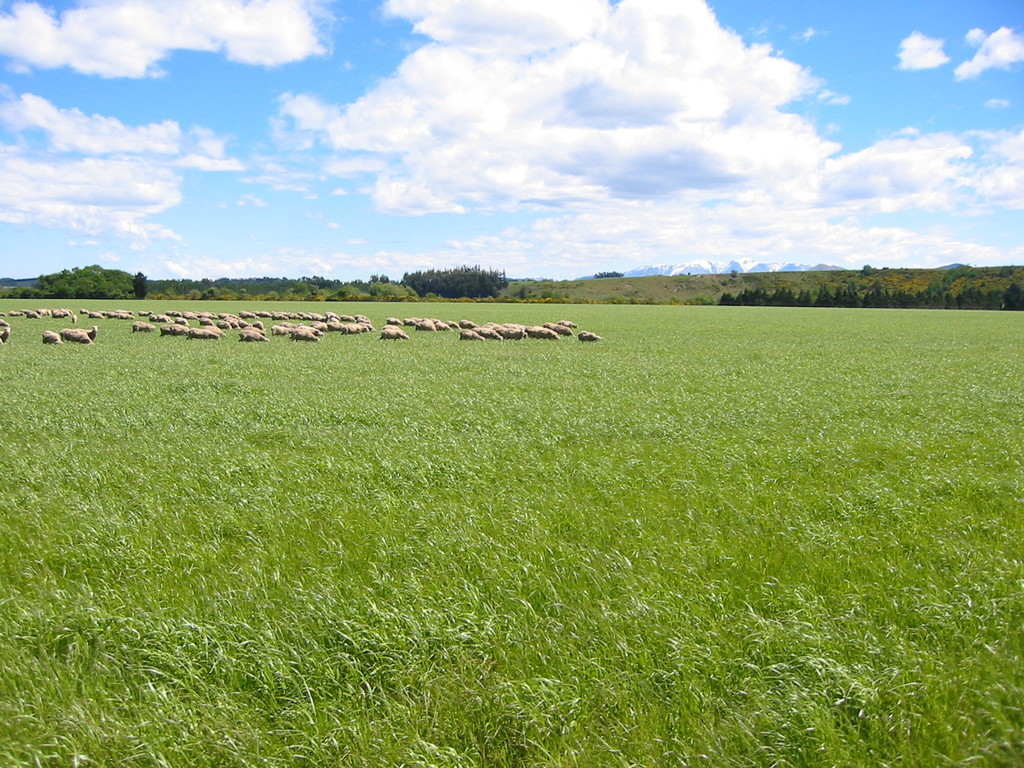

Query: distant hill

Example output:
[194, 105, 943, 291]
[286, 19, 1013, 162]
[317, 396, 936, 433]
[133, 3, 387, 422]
[500, 265, 1024, 306]
[0, 277, 38, 288]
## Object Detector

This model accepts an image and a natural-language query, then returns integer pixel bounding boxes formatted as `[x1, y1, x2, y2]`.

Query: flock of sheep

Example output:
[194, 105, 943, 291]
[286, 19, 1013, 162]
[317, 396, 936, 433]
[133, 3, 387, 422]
[0, 307, 604, 345]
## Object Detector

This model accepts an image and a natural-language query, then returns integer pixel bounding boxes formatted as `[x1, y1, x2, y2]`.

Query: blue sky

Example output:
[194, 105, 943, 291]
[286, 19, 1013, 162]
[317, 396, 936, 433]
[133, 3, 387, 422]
[0, 0, 1020, 280]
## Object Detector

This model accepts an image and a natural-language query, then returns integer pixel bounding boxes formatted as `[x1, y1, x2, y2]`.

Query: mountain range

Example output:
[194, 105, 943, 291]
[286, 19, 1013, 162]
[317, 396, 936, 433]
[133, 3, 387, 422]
[615, 260, 846, 277]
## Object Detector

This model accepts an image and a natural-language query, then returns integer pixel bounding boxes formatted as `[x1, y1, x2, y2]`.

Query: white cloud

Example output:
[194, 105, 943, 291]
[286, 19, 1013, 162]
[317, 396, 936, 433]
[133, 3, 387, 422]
[0, 93, 245, 245]
[237, 194, 269, 207]
[385, 0, 607, 55]
[969, 128, 1024, 209]
[279, 0, 835, 214]
[819, 133, 973, 212]
[985, 98, 1011, 109]
[956, 27, 1024, 80]
[0, 0, 328, 78]
[0, 93, 181, 154]
[897, 31, 949, 70]
[0, 146, 182, 241]
[0, 93, 244, 171]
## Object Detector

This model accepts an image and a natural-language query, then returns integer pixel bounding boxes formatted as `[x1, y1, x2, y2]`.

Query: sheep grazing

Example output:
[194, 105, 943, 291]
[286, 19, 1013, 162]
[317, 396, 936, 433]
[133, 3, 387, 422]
[0, 326, 9, 344]
[380, 325, 410, 340]
[186, 327, 225, 340]
[578, 331, 603, 342]
[132, 321, 157, 333]
[525, 326, 561, 340]
[475, 326, 504, 340]
[543, 322, 573, 336]
[290, 326, 322, 342]
[238, 328, 269, 342]
[42, 330, 62, 344]
[59, 326, 98, 344]
[459, 329, 486, 341]
[160, 324, 188, 336]
[496, 325, 526, 340]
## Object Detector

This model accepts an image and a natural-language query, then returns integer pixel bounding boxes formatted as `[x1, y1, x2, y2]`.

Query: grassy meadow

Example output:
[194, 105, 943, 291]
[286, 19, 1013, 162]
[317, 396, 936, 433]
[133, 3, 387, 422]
[0, 301, 1022, 766]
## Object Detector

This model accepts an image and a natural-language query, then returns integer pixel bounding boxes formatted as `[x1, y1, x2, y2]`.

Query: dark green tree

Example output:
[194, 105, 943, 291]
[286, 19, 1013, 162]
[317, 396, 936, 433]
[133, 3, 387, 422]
[133, 272, 148, 299]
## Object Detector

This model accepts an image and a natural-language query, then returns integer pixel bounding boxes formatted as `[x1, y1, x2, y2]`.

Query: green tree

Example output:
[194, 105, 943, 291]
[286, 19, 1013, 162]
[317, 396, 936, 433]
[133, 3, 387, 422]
[133, 272, 148, 299]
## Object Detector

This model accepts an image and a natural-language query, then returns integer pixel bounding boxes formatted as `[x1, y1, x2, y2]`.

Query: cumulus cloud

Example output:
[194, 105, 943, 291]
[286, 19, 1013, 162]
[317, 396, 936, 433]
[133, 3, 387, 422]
[278, 0, 835, 214]
[385, 0, 607, 55]
[0, 92, 242, 243]
[0, 93, 244, 169]
[956, 27, 1024, 80]
[0, 92, 181, 154]
[0, 146, 181, 241]
[819, 133, 973, 212]
[969, 128, 1024, 209]
[897, 31, 949, 70]
[0, 0, 329, 78]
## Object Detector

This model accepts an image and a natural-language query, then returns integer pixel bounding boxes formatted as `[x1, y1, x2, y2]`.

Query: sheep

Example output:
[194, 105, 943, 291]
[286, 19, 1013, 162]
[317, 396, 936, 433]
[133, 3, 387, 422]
[496, 325, 526, 340]
[380, 325, 410, 340]
[0, 327, 9, 344]
[475, 326, 504, 340]
[270, 324, 294, 336]
[59, 326, 99, 344]
[386, 317, 402, 327]
[0, 318, 9, 327]
[558, 320, 578, 329]
[526, 326, 561, 340]
[459, 329, 486, 341]
[290, 326, 322, 342]
[238, 328, 269, 342]
[578, 331, 603, 342]
[185, 327, 225, 340]
[160, 324, 189, 336]
[42, 330, 62, 344]
[132, 321, 157, 333]
[544, 322, 573, 336]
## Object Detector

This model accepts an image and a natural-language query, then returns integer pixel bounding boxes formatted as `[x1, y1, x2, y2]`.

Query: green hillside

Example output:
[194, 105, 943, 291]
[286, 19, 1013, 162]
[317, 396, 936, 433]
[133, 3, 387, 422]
[501, 265, 1024, 307]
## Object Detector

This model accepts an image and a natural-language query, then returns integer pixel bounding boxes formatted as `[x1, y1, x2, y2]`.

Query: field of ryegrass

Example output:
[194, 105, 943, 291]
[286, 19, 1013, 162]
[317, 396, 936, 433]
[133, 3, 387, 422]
[0, 300, 1022, 766]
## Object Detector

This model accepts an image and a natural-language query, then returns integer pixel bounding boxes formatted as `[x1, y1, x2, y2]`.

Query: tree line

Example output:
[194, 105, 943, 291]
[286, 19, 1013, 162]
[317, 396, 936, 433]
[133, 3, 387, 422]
[719, 282, 1024, 310]
[0, 265, 508, 302]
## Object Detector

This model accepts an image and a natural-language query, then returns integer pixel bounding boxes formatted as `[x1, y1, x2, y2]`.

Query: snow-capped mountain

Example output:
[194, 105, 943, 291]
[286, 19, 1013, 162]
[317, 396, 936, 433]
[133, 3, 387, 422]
[620, 260, 844, 277]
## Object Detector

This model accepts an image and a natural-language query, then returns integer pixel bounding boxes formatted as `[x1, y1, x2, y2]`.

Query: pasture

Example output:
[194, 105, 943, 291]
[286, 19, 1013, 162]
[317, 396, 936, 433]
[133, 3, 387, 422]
[0, 301, 1021, 766]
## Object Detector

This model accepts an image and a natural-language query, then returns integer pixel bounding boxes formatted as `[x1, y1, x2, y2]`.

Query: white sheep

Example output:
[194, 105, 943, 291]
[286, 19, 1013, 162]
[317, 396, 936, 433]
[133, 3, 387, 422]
[60, 326, 99, 344]
[186, 327, 226, 339]
[380, 325, 410, 340]
[238, 328, 269, 342]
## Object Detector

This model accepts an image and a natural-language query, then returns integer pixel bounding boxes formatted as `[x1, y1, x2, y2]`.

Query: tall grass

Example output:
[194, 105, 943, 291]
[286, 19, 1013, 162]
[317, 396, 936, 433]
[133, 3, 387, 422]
[0, 302, 1021, 765]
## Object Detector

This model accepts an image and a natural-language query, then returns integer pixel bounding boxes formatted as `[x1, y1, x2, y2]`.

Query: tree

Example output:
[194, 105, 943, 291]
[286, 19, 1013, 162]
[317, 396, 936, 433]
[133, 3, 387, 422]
[1003, 283, 1024, 311]
[401, 265, 508, 299]
[133, 272, 148, 299]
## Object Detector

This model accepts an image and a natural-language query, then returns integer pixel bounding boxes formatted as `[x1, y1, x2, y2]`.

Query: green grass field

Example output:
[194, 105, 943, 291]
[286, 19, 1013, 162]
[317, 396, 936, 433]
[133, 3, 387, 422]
[1, 301, 1022, 766]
